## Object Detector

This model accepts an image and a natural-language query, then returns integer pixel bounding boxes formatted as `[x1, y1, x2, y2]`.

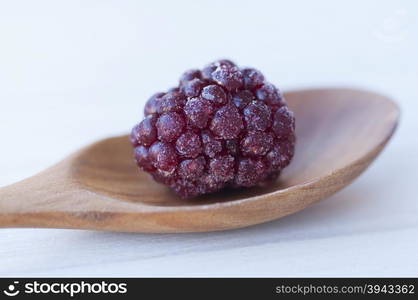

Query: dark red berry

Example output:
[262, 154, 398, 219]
[180, 69, 201, 85]
[201, 84, 227, 105]
[201, 130, 223, 158]
[266, 138, 295, 171]
[132, 114, 157, 146]
[210, 104, 243, 139]
[175, 131, 202, 158]
[232, 90, 254, 110]
[178, 156, 205, 180]
[144, 92, 164, 116]
[148, 142, 178, 173]
[255, 83, 284, 107]
[201, 63, 217, 80]
[209, 155, 235, 183]
[240, 131, 273, 157]
[131, 60, 295, 198]
[184, 97, 214, 129]
[235, 158, 266, 187]
[156, 112, 185, 142]
[212, 65, 244, 91]
[200, 174, 224, 193]
[157, 91, 186, 114]
[181, 78, 206, 98]
[134, 145, 155, 171]
[242, 68, 265, 90]
[272, 106, 295, 139]
[130, 124, 141, 147]
[243, 101, 272, 131]
[201, 60, 235, 80]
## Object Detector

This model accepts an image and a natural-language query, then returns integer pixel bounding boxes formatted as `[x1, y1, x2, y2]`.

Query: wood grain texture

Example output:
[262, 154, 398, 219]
[0, 88, 399, 232]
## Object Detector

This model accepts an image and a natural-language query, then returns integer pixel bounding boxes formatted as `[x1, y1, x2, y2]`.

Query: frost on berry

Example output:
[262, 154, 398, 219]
[148, 142, 178, 173]
[242, 68, 265, 90]
[132, 114, 157, 146]
[209, 155, 235, 183]
[240, 131, 273, 157]
[156, 112, 185, 142]
[201, 63, 217, 80]
[232, 90, 255, 110]
[243, 101, 272, 131]
[131, 59, 296, 198]
[210, 104, 243, 139]
[201, 130, 223, 158]
[266, 138, 295, 171]
[202, 60, 235, 80]
[157, 91, 186, 114]
[201, 84, 227, 105]
[184, 97, 214, 129]
[181, 78, 206, 98]
[130, 124, 141, 147]
[212, 65, 244, 91]
[272, 106, 295, 139]
[175, 131, 202, 158]
[180, 69, 202, 85]
[178, 156, 205, 180]
[235, 158, 266, 187]
[255, 83, 284, 108]
[144, 92, 164, 116]
[200, 173, 224, 193]
[134, 145, 155, 171]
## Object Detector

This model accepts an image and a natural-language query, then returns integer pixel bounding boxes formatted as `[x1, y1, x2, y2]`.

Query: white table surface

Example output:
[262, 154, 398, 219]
[0, 0, 417, 277]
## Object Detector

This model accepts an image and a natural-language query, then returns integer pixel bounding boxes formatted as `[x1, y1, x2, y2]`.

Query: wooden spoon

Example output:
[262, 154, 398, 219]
[0, 88, 399, 233]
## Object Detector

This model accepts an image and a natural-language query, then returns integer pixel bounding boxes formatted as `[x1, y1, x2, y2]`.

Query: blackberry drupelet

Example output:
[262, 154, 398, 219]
[131, 60, 295, 198]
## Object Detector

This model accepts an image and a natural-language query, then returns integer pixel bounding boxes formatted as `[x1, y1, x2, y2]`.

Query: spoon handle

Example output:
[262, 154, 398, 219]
[0, 169, 131, 231]
[0, 164, 99, 229]
[0, 173, 65, 228]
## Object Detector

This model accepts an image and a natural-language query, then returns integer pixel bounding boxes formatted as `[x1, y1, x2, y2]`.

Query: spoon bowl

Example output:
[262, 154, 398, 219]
[0, 88, 399, 232]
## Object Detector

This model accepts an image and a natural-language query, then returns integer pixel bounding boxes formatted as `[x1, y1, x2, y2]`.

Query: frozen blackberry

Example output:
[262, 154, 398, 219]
[131, 59, 296, 198]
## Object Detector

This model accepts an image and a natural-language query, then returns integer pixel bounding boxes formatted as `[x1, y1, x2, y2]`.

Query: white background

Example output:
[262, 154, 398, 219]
[0, 0, 417, 276]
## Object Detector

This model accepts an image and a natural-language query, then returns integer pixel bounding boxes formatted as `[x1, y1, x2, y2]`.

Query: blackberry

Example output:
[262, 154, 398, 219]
[131, 60, 295, 198]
